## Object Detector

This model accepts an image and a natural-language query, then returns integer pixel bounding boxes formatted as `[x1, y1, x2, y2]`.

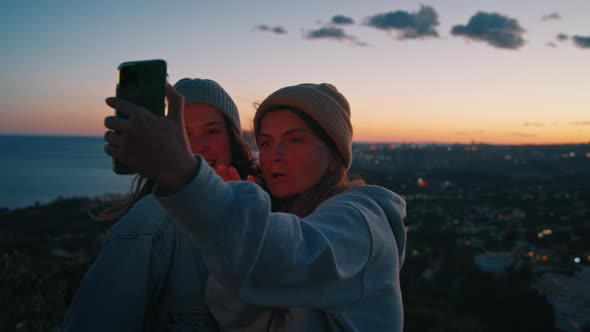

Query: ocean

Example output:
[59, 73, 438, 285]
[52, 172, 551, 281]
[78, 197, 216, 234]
[0, 135, 134, 209]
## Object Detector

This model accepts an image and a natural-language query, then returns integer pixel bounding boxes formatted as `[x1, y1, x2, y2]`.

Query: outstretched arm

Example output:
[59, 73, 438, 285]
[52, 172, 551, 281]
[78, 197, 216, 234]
[156, 160, 383, 309]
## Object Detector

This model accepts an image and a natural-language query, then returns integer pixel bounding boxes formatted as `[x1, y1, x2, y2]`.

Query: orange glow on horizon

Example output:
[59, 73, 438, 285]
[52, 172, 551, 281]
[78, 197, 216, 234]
[352, 125, 590, 145]
[1, 98, 588, 145]
[2, 121, 587, 145]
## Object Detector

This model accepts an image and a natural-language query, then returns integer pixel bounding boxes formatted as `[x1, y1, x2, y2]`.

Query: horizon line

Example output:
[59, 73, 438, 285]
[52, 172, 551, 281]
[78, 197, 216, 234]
[1, 133, 588, 147]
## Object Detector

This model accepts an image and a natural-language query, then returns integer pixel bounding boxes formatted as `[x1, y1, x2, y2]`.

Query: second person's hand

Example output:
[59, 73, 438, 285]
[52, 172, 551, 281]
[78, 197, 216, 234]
[215, 165, 256, 183]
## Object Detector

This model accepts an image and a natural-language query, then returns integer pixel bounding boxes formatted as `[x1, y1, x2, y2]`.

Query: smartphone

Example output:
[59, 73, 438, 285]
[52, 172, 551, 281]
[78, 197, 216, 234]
[113, 59, 167, 174]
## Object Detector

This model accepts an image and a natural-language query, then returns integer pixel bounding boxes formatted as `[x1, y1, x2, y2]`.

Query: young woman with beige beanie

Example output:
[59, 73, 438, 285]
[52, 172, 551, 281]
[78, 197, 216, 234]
[103, 82, 407, 331]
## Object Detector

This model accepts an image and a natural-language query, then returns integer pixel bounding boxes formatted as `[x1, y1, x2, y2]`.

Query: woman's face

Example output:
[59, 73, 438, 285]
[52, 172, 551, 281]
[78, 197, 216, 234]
[257, 110, 336, 199]
[184, 103, 232, 168]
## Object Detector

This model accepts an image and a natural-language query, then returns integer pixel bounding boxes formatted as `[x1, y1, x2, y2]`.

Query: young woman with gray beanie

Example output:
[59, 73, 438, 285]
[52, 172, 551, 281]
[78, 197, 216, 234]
[103, 82, 407, 331]
[61, 78, 260, 331]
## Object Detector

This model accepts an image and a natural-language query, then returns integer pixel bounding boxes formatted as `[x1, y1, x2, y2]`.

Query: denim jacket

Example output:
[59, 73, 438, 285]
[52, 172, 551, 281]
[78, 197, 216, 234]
[60, 194, 218, 332]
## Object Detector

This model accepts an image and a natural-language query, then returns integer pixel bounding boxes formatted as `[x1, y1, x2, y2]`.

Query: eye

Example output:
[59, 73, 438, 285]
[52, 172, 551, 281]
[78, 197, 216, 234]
[258, 140, 271, 148]
[206, 128, 222, 135]
[289, 136, 304, 143]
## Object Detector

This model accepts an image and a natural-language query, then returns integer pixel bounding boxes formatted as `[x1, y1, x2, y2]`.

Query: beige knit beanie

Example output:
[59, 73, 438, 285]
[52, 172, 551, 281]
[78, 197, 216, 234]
[254, 83, 353, 169]
[174, 78, 241, 135]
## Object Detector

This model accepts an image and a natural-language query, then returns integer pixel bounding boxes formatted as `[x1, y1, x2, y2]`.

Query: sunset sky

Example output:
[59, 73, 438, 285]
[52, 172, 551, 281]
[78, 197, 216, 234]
[1, 0, 588, 144]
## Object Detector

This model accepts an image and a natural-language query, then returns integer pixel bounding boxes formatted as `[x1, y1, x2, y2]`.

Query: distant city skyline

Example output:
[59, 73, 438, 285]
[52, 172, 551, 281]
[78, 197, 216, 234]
[1, 1, 588, 144]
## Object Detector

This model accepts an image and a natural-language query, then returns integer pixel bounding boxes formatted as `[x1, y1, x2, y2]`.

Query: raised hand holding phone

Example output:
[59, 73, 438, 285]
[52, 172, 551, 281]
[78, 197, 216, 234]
[104, 83, 199, 193]
[112, 59, 167, 174]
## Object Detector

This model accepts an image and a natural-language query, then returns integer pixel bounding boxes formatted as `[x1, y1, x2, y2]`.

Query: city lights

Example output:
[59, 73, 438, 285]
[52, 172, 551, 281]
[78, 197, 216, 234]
[538, 229, 553, 238]
[417, 178, 429, 187]
[327, 141, 589, 330]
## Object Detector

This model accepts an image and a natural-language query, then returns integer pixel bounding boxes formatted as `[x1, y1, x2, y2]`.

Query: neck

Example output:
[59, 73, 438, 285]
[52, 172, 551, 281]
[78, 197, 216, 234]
[272, 179, 345, 218]
[273, 194, 309, 217]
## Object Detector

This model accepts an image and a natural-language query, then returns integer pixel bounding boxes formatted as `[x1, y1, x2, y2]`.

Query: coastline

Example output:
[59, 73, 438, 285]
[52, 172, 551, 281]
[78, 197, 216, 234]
[0, 192, 129, 211]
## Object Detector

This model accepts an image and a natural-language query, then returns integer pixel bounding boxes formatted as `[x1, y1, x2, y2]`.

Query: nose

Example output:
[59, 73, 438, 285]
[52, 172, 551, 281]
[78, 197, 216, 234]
[272, 143, 284, 161]
[189, 135, 208, 154]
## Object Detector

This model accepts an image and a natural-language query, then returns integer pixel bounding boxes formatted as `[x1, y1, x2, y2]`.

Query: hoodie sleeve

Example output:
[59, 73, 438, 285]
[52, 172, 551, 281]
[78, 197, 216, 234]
[156, 156, 400, 309]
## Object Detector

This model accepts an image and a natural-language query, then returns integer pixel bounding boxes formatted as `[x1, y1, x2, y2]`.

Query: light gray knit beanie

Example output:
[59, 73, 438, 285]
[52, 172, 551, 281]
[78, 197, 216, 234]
[174, 78, 241, 134]
[254, 83, 353, 169]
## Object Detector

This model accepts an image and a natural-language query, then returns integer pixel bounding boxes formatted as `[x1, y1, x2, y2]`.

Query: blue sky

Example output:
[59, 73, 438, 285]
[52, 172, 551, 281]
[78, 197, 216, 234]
[1, 0, 589, 144]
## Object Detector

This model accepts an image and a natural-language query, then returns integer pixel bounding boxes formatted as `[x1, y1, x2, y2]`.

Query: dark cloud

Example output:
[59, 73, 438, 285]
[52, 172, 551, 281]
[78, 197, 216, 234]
[523, 122, 545, 127]
[541, 12, 561, 21]
[557, 33, 569, 41]
[304, 27, 368, 46]
[272, 27, 287, 34]
[306, 26, 348, 39]
[365, 5, 439, 39]
[573, 35, 590, 48]
[451, 12, 525, 49]
[257, 25, 287, 34]
[332, 15, 354, 25]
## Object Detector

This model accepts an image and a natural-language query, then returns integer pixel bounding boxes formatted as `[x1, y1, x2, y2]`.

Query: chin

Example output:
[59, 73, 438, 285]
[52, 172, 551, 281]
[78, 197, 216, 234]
[268, 187, 295, 200]
[270, 191, 290, 200]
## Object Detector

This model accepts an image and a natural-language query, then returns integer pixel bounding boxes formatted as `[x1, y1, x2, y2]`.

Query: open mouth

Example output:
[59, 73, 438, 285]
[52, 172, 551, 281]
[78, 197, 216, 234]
[270, 172, 286, 180]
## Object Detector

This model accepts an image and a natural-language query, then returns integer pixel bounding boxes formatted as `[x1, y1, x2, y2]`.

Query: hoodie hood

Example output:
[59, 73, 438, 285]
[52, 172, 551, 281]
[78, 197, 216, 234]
[344, 185, 407, 267]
